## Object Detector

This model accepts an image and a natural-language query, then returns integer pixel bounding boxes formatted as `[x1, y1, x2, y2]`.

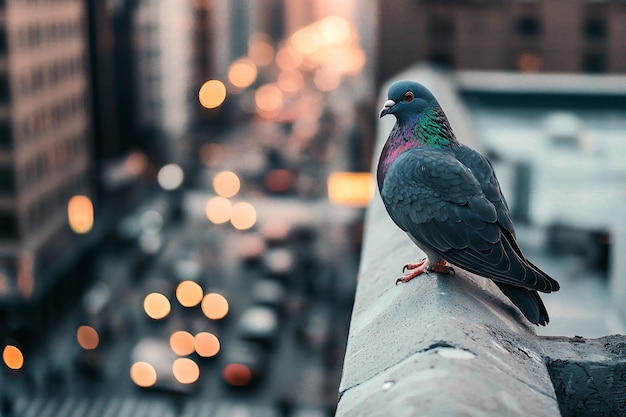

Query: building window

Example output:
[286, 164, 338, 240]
[0, 30, 7, 54]
[427, 50, 454, 69]
[584, 17, 606, 40]
[428, 15, 455, 40]
[0, 167, 15, 194]
[582, 52, 606, 73]
[0, 122, 12, 149]
[0, 74, 9, 101]
[516, 52, 543, 72]
[0, 212, 19, 240]
[517, 16, 541, 37]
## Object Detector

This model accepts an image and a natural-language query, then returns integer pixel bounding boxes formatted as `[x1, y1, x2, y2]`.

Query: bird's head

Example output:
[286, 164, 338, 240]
[379, 80, 437, 122]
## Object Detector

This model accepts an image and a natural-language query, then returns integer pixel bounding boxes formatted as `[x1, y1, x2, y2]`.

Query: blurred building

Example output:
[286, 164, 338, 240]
[0, 0, 94, 308]
[377, 0, 626, 85]
[135, 0, 198, 142]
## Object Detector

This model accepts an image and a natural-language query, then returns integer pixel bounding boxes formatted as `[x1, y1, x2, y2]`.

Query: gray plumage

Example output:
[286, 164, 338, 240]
[377, 80, 560, 326]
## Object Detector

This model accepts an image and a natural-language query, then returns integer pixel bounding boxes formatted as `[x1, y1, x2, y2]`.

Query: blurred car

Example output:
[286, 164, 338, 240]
[250, 279, 287, 312]
[297, 305, 332, 353]
[130, 338, 197, 393]
[221, 340, 268, 387]
[236, 306, 280, 346]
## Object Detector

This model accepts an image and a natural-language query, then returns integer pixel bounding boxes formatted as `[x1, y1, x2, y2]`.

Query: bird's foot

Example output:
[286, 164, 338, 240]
[402, 258, 427, 273]
[396, 260, 454, 285]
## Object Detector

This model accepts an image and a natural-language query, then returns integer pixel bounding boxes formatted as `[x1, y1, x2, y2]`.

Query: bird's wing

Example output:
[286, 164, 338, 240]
[454, 145, 515, 236]
[455, 146, 559, 292]
[381, 148, 556, 292]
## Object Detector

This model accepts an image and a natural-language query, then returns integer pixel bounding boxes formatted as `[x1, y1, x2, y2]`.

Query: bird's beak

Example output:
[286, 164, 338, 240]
[379, 99, 396, 118]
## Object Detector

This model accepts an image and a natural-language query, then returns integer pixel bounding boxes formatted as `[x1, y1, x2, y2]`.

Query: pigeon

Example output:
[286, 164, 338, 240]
[377, 80, 560, 326]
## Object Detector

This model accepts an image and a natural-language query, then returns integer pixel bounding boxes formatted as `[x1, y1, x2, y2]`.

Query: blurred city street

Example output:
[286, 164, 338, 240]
[2, 1, 626, 416]
[5, 111, 363, 415]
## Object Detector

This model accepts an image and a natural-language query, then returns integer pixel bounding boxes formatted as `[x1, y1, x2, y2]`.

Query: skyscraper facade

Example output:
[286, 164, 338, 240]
[0, 0, 93, 305]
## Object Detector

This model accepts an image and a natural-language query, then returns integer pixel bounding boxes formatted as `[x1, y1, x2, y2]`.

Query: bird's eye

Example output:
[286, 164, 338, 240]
[403, 92, 414, 102]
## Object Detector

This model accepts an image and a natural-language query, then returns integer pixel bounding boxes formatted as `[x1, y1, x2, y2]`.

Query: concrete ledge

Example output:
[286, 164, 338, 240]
[336, 182, 561, 416]
[336, 66, 561, 416]
[542, 335, 626, 417]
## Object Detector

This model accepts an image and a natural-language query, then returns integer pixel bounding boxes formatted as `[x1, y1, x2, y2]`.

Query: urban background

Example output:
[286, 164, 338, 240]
[1, 0, 626, 416]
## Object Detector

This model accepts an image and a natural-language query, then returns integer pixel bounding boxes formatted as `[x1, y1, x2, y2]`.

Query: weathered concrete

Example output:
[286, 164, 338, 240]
[542, 335, 626, 417]
[336, 66, 561, 417]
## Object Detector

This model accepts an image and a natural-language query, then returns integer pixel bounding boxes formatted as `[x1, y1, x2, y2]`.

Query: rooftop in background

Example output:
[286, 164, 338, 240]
[455, 69, 626, 337]
[457, 69, 626, 230]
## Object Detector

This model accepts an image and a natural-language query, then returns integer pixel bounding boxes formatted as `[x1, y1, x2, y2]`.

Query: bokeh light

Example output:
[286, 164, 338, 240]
[222, 363, 252, 386]
[327, 172, 376, 207]
[264, 169, 294, 193]
[228, 58, 258, 90]
[67, 195, 94, 234]
[248, 33, 274, 66]
[124, 151, 149, 177]
[213, 170, 241, 198]
[76, 325, 99, 350]
[130, 362, 157, 387]
[201, 292, 229, 320]
[176, 280, 203, 308]
[143, 292, 171, 320]
[2, 345, 24, 370]
[291, 27, 321, 55]
[319, 16, 352, 46]
[199, 80, 227, 109]
[157, 163, 184, 191]
[277, 70, 304, 95]
[194, 332, 220, 357]
[170, 331, 196, 356]
[255, 84, 283, 119]
[205, 196, 233, 224]
[230, 201, 257, 230]
[314, 67, 341, 92]
[172, 357, 200, 384]
[276, 45, 303, 71]
[199, 143, 224, 167]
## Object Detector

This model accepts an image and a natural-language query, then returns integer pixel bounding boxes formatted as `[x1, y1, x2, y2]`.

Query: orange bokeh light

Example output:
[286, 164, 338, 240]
[277, 70, 304, 95]
[143, 292, 171, 320]
[213, 170, 241, 198]
[201, 292, 229, 320]
[170, 331, 196, 356]
[314, 67, 341, 92]
[194, 332, 220, 357]
[248, 34, 274, 66]
[68, 195, 94, 234]
[255, 84, 283, 118]
[327, 172, 375, 207]
[230, 201, 257, 230]
[319, 16, 352, 46]
[228, 58, 258, 90]
[176, 280, 203, 308]
[172, 358, 200, 384]
[205, 196, 233, 224]
[276, 46, 303, 71]
[76, 325, 99, 350]
[130, 361, 157, 387]
[199, 80, 227, 109]
[2, 345, 24, 370]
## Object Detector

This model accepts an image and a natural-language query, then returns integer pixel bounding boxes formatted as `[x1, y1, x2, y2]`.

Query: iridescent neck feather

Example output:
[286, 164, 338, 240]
[377, 102, 459, 191]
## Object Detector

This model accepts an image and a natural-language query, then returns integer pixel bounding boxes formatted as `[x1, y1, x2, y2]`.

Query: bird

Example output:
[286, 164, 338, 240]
[377, 80, 560, 326]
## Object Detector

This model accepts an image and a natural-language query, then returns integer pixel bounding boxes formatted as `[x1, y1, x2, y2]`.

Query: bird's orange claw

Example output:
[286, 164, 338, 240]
[396, 260, 454, 285]
[402, 258, 427, 273]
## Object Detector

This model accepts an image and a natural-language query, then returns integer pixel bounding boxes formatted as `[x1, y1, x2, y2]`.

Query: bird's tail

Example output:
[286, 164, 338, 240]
[495, 282, 549, 326]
